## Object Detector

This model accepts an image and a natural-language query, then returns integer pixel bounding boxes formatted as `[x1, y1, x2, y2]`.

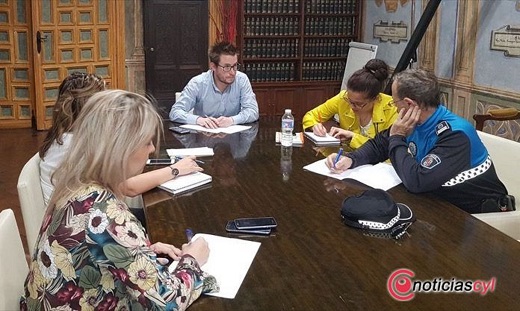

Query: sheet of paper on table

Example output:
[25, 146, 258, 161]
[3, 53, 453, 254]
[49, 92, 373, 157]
[303, 159, 402, 190]
[180, 124, 252, 134]
[169, 233, 261, 299]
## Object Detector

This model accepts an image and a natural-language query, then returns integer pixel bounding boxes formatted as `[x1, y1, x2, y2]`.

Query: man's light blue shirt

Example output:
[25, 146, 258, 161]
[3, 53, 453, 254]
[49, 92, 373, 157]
[169, 70, 259, 125]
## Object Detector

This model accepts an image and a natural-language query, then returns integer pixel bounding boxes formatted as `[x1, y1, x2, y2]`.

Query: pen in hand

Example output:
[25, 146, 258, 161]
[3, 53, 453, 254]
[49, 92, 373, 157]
[333, 148, 344, 168]
[315, 112, 328, 137]
[174, 156, 205, 165]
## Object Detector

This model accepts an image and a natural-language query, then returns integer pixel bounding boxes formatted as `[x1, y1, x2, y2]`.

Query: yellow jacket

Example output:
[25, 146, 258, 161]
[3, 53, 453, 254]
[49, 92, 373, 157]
[302, 90, 397, 149]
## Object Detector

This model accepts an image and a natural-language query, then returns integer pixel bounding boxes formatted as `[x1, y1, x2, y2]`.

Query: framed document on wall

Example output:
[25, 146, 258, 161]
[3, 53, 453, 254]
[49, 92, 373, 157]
[341, 42, 378, 90]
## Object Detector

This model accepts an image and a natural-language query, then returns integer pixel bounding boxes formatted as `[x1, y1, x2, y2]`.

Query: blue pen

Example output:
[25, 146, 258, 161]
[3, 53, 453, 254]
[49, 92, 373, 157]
[185, 228, 194, 242]
[333, 148, 344, 168]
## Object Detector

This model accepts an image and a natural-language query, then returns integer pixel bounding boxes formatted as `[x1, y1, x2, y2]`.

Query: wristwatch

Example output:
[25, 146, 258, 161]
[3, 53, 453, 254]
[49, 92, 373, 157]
[170, 166, 179, 178]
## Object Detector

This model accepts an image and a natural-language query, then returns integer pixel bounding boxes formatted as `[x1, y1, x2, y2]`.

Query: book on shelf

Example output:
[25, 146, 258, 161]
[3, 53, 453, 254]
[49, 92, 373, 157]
[304, 132, 341, 146]
[275, 132, 304, 146]
[158, 172, 212, 195]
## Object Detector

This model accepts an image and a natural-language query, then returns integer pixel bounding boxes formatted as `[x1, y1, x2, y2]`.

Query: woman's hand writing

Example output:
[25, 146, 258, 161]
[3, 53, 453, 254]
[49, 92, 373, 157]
[181, 237, 210, 266]
[312, 123, 327, 136]
[171, 156, 203, 176]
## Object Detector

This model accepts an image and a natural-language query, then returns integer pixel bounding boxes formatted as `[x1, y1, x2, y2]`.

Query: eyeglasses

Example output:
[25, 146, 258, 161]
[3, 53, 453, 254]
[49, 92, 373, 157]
[343, 93, 370, 109]
[218, 63, 241, 72]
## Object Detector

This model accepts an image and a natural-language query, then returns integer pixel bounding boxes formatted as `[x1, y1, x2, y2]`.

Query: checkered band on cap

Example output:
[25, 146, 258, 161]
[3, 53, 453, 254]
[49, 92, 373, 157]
[358, 207, 401, 230]
[443, 156, 491, 187]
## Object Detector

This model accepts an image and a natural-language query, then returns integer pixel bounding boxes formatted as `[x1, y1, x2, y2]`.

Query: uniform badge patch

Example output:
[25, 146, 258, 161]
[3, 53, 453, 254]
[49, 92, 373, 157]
[436, 121, 450, 135]
[421, 154, 441, 169]
[408, 141, 417, 157]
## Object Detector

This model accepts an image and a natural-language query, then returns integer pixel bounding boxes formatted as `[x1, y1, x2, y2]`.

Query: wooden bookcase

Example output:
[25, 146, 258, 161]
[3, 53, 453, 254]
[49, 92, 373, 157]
[237, 0, 361, 119]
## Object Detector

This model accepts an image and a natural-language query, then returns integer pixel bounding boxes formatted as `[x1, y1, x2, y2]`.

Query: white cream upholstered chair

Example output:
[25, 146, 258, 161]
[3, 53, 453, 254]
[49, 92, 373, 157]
[0, 209, 29, 309]
[17, 152, 46, 256]
[472, 131, 520, 241]
[476, 130, 520, 206]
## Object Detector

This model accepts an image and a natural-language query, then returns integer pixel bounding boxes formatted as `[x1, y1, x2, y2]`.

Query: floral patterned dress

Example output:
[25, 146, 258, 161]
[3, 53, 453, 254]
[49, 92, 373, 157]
[20, 185, 218, 310]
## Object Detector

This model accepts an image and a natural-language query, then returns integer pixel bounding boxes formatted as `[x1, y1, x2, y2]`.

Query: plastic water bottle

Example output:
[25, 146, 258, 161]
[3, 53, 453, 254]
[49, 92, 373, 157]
[281, 109, 294, 147]
[280, 145, 293, 182]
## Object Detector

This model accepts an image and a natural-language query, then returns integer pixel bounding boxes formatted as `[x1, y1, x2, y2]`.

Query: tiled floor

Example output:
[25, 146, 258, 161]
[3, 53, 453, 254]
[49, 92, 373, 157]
[0, 127, 46, 255]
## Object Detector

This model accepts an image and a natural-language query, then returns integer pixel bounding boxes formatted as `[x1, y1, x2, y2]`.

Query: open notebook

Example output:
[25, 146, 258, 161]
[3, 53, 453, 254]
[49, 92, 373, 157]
[158, 172, 212, 195]
[169, 234, 261, 299]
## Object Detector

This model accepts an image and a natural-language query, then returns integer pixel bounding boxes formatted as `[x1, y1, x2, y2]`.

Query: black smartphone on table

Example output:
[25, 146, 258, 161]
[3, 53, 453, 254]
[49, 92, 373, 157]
[234, 217, 277, 230]
[169, 126, 191, 134]
[225, 220, 271, 235]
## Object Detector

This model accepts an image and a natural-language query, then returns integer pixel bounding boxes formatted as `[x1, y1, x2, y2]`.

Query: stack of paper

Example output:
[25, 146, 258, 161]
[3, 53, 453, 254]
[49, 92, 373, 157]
[158, 172, 212, 195]
[303, 159, 402, 190]
[275, 132, 304, 146]
[169, 233, 261, 299]
[167, 147, 214, 158]
[304, 132, 341, 146]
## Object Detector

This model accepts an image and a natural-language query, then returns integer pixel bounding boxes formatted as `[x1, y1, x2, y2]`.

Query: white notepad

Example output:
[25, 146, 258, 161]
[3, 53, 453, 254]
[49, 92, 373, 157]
[167, 147, 214, 158]
[303, 159, 402, 190]
[158, 172, 212, 195]
[169, 233, 261, 299]
[304, 132, 341, 146]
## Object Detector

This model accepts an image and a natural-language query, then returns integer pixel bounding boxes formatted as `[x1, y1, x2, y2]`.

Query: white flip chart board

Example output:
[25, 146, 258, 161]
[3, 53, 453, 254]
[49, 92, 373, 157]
[340, 42, 378, 90]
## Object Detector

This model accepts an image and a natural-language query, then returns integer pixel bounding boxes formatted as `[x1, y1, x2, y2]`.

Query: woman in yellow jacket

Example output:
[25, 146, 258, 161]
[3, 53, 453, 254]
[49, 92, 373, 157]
[302, 59, 397, 150]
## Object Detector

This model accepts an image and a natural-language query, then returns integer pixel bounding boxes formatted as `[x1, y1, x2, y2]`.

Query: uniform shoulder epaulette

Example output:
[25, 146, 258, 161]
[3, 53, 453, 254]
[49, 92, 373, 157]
[435, 121, 450, 136]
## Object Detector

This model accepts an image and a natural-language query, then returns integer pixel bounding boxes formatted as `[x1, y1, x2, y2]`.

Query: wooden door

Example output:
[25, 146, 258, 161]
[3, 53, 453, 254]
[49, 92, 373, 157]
[30, 0, 124, 130]
[143, 0, 208, 118]
[0, 0, 33, 129]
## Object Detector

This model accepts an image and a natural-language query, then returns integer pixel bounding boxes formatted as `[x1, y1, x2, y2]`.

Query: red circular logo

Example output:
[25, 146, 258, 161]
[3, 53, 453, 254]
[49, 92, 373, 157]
[387, 268, 415, 301]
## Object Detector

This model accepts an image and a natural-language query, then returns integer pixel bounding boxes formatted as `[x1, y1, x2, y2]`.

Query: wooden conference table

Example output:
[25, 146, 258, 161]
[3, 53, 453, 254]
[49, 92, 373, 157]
[144, 118, 520, 310]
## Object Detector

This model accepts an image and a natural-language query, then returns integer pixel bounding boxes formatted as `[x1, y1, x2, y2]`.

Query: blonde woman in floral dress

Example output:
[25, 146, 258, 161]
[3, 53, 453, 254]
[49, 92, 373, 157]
[21, 90, 218, 310]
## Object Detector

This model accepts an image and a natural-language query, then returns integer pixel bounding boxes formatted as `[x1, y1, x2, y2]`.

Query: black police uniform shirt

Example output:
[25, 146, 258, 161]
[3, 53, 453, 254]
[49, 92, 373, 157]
[347, 105, 508, 213]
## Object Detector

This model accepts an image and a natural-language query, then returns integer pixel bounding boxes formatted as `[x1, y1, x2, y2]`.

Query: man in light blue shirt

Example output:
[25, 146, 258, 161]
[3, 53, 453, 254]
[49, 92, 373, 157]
[169, 42, 259, 128]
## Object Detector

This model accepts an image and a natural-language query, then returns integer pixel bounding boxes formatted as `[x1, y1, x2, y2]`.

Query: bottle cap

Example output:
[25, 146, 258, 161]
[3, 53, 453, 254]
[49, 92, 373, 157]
[285, 109, 291, 113]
